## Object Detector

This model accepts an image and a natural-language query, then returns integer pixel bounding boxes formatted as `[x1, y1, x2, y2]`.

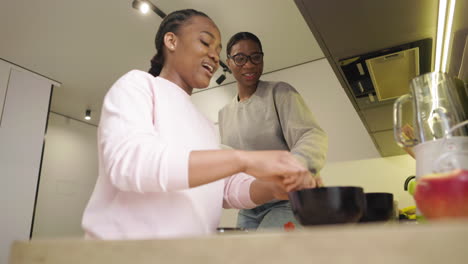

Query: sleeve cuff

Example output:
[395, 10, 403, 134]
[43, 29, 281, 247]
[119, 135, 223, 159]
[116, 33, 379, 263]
[239, 176, 257, 208]
[223, 173, 257, 209]
[164, 147, 190, 191]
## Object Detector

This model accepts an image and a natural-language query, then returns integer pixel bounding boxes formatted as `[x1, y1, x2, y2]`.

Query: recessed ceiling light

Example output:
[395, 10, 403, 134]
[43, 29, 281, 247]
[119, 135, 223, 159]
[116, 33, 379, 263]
[139, 2, 150, 14]
[85, 109, 91, 120]
[131, 0, 166, 19]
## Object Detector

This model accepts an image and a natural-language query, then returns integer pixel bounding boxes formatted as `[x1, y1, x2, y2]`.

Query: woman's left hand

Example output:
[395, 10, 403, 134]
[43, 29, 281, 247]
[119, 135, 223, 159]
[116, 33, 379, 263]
[282, 172, 318, 192]
[250, 173, 323, 203]
[272, 172, 321, 200]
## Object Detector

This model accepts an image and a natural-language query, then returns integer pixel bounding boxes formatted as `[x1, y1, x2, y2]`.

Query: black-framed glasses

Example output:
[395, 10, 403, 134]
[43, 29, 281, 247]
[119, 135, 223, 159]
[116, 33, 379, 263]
[228, 52, 264, 66]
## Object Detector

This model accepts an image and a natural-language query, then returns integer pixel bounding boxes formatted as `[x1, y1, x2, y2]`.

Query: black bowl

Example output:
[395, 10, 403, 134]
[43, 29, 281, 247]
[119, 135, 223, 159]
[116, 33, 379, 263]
[359, 192, 394, 222]
[288, 186, 366, 226]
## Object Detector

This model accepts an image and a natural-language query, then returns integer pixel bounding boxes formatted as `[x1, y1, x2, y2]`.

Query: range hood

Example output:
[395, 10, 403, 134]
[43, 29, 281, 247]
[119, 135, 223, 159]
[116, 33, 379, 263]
[339, 39, 431, 111]
[294, 0, 438, 157]
[367, 48, 420, 101]
[338, 39, 432, 156]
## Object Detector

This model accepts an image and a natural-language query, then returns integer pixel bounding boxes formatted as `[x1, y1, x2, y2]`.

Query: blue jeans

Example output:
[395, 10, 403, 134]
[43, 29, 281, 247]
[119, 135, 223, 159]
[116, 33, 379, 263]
[237, 200, 301, 230]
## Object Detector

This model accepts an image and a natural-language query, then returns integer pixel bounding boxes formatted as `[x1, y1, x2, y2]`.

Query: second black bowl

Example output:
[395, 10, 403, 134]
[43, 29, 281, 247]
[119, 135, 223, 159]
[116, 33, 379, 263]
[359, 192, 394, 222]
[288, 186, 366, 226]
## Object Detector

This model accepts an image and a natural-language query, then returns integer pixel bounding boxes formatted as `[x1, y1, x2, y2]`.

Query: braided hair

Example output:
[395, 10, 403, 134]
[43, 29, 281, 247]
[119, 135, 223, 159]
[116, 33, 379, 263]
[148, 9, 209, 77]
[226, 32, 263, 57]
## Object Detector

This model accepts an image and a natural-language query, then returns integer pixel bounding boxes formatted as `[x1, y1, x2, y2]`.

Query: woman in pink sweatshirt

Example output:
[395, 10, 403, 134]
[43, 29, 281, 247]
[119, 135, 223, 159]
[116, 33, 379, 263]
[81, 9, 316, 240]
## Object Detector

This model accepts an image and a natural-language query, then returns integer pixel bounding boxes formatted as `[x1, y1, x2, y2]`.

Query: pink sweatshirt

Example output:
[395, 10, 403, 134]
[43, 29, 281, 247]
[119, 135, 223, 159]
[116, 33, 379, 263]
[82, 70, 257, 239]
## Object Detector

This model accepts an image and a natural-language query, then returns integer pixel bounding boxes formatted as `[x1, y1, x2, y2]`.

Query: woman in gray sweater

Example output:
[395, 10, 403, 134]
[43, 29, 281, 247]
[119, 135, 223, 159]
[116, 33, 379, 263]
[218, 32, 328, 230]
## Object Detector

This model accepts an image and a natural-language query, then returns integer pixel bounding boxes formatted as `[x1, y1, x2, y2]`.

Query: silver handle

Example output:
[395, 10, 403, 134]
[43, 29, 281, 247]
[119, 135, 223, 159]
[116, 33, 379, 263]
[393, 94, 418, 147]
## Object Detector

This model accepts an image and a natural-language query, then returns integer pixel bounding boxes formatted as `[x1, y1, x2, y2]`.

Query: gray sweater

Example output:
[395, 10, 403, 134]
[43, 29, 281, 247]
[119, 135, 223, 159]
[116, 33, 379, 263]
[218, 80, 328, 173]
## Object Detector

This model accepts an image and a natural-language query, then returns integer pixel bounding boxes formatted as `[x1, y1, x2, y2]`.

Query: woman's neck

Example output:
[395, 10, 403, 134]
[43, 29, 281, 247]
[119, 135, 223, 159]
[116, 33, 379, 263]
[237, 82, 258, 102]
[159, 68, 193, 95]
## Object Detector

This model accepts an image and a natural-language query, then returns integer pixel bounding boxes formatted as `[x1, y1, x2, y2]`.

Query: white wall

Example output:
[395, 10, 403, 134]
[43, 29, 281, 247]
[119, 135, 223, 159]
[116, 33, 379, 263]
[32, 113, 98, 238]
[0, 60, 54, 264]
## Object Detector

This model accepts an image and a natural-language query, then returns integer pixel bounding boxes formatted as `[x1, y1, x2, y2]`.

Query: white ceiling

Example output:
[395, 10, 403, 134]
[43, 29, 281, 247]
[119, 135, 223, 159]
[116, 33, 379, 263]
[0, 0, 324, 126]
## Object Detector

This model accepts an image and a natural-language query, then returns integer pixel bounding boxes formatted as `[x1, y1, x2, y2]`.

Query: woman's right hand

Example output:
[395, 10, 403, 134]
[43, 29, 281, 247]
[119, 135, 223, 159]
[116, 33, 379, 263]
[240, 150, 312, 192]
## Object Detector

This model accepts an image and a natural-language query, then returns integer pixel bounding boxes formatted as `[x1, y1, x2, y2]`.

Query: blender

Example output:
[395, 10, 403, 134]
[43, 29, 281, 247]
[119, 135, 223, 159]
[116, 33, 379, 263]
[394, 72, 468, 220]
[394, 71, 468, 177]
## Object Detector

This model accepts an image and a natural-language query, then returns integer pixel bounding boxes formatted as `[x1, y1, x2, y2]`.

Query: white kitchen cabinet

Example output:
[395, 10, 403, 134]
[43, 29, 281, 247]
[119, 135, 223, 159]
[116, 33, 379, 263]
[0, 59, 59, 264]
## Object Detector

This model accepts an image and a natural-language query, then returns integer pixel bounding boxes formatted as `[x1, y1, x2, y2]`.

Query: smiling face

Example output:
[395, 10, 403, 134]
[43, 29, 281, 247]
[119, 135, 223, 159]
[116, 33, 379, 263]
[162, 16, 221, 93]
[227, 39, 264, 89]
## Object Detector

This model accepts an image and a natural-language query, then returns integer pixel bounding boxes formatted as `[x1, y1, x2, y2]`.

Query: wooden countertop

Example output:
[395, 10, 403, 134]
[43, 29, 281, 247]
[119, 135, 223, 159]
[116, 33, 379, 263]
[9, 220, 468, 264]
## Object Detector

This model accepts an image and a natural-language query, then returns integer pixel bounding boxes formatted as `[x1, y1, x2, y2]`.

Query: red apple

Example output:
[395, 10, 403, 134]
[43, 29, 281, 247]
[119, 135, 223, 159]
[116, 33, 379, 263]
[414, 169, 468, 219]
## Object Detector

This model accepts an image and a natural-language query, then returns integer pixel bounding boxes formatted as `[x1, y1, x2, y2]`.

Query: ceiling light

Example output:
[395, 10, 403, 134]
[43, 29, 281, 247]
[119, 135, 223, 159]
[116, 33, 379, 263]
[139, 2, 150, 14]
[131, 0, 166, 19]
[441, 0, 456, 72]
[85, 109, 91, 120]
[435, 0, 457, 72]
[434, 0, 447, 72]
